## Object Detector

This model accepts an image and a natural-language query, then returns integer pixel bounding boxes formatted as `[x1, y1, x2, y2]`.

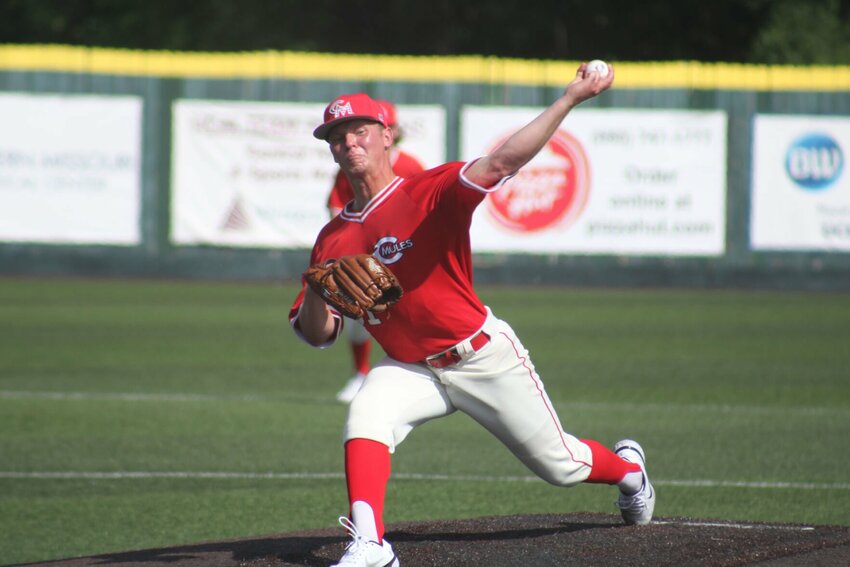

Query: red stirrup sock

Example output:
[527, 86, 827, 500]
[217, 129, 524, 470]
[351, 340, 372, 376]
[345, 438, 391, 542]
[581, 439, 641, 484]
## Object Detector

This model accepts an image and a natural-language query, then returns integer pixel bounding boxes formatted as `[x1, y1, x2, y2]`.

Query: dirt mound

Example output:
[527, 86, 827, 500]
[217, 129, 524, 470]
[17, 513, 850, 566]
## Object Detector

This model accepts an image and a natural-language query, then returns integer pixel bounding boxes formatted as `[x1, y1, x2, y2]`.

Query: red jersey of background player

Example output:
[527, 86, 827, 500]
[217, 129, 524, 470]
[326, 149, 425, 212]
[291, 161, 497, 363]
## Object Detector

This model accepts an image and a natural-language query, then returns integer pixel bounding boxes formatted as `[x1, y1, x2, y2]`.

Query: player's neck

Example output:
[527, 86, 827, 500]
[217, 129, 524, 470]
[349, 167, 396, 211]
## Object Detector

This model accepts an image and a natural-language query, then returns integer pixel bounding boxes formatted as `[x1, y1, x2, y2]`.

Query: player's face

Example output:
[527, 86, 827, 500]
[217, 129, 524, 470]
[327, 120, 391, 175]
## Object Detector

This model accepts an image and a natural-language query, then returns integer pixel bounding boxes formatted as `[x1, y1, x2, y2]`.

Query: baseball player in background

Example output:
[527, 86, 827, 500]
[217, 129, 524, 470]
[326, 100, 426, 403]
[290, 62, 655, 567]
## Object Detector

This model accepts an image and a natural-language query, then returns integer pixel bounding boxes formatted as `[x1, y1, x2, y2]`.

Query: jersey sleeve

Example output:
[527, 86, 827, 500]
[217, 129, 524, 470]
[458, 157, 514, 195]
[406, 160, 512, 223]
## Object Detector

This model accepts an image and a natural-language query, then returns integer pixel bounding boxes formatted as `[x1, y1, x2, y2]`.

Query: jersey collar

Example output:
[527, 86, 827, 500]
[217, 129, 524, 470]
[339, 176, 403, 223]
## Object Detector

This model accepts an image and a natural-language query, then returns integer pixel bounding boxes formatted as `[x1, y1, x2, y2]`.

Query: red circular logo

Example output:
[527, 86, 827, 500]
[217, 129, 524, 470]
[486, 129, 591, 232]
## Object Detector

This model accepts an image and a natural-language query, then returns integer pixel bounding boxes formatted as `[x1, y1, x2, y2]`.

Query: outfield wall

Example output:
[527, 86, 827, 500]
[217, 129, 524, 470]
[1, 45, 849, 290]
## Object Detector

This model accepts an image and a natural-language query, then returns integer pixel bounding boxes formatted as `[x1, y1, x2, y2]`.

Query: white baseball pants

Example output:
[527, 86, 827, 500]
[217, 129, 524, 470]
[344, 308, 593, 487]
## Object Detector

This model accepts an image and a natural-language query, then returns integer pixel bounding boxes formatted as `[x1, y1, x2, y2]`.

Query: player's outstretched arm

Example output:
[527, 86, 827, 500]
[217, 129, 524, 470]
[464, 62, 614, 189]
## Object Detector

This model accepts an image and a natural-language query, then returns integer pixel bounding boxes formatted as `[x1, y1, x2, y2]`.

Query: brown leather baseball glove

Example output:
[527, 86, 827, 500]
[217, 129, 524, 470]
[303, 254, 403, 320]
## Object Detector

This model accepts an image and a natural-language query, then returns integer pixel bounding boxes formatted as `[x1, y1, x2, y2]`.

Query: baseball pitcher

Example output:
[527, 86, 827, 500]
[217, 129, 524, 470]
[290, 61, 655, 567]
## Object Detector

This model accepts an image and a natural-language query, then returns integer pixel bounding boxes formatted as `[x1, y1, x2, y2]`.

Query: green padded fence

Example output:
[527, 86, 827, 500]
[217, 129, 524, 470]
[1, 45, 849, 289]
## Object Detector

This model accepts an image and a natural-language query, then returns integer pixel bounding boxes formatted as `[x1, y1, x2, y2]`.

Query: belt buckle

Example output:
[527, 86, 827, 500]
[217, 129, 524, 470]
[425, 330, 489, 369]
[425, 349, 461, 369]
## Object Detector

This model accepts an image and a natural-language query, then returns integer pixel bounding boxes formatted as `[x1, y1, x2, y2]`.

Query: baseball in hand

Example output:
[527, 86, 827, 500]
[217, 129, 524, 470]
[586, 59, 610, 78]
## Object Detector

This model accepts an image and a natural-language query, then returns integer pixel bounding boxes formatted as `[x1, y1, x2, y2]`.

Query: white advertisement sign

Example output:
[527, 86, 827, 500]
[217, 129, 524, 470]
[171, 100, 445, 248]
[751, 115, 850, 251]
[461, 107, 727, 256]
[0, 94, 142, 244]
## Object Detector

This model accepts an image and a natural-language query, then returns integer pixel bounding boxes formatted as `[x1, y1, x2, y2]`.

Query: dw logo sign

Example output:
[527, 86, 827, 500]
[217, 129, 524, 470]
[785, 133, 844, 191]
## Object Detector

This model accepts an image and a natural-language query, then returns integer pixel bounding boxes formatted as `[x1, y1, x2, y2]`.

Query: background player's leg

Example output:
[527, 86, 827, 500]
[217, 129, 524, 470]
[336, 318, 372, 402]
[351, 338, 372, 375]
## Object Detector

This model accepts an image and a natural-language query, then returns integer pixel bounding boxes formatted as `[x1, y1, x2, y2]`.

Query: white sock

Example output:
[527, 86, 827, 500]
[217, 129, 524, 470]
[618, 470, 644, 495]
[351, 500, 379, 542]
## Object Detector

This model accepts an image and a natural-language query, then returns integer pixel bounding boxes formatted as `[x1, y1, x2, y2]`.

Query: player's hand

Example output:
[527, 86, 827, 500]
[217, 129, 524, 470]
[563, 62, 615, 107]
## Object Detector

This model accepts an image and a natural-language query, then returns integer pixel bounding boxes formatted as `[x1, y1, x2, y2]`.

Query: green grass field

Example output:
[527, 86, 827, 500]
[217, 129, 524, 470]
[1, 277, 849, 565]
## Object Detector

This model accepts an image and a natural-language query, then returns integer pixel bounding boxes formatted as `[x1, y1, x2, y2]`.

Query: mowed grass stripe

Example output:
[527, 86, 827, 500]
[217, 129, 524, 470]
[2, 471, 848, 491]
[1, 389, 847, 417]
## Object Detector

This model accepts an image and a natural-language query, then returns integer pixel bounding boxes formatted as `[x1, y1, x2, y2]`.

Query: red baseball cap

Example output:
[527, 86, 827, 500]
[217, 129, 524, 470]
[313, 93, 388, 140]
[377, 99, 398, 127]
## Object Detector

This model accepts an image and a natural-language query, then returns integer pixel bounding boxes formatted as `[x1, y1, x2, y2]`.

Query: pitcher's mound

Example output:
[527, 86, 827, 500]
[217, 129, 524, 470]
[19, 513, 850, 566]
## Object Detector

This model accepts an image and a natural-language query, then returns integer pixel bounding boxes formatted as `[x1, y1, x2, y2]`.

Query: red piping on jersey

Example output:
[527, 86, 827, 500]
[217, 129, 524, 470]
[339, 176, 403, 223]
[501, 331, 592, 470]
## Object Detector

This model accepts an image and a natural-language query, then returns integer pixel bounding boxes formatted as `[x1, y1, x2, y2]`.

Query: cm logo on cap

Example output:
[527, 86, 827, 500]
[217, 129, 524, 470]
[329, 99, 354, 118]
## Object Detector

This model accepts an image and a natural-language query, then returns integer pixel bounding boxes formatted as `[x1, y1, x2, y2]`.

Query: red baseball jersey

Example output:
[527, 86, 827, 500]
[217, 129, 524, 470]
[291, 161, 496, 363]
[327, 149, 426, 211]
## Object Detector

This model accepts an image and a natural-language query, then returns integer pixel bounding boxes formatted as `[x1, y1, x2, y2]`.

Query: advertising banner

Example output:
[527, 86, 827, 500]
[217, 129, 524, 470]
[751, 115, 850, 251]
[171, 100, 445, 248]
[0, 94, 142, 245]
[461, 107, 727, 256]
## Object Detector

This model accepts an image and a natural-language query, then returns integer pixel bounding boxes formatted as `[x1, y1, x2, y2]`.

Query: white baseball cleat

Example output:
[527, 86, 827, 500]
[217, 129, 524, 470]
[331, 516, 399, 567]
[613, 439, 656, 525]
[336, 373, 367, 403]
